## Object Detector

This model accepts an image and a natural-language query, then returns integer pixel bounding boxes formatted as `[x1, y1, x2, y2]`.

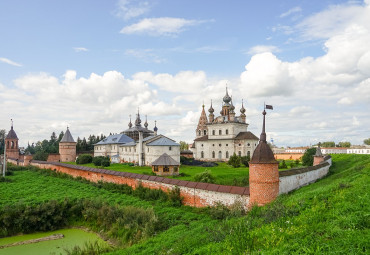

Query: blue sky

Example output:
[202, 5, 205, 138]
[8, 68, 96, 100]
[1, 0, 370, 147]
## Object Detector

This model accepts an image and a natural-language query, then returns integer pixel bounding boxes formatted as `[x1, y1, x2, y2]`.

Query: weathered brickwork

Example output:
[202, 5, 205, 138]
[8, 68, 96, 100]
[249, 163, 279, 206]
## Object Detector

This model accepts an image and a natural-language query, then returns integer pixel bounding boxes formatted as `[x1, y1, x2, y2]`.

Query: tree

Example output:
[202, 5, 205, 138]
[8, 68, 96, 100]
[302, 148, 316, 166]
[0, 129, 5, 154]
[364, 138, 370, 145]
[338, 141, 351, 148]
[228, 153, 241, 168]
[240, 155, 250, 167]
[179, 141, 189, 151]
[321, 141, 335, 147]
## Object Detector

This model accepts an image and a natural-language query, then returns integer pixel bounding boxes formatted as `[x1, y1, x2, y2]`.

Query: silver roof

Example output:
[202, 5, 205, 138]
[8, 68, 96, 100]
[151, 153, 180, 166]
[147, 137, 179, 146]
[95, 133, 134, 145]
[60, 128, 75, 143]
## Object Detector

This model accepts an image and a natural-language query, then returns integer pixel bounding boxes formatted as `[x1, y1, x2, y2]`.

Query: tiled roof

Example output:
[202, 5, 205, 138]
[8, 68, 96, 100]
[151, 153, 180, 166]
[194, 135, 208, 141]
[147, 137, 179, 146]
[60, 128, 75, 143]
[95, 133, 134, 145]
[234, 132, 259, 140]
[6, 127, 18, 140]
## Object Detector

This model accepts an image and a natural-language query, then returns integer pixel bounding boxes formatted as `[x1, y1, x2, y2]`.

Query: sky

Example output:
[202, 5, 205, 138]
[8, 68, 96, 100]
[1, 0, 370, 148]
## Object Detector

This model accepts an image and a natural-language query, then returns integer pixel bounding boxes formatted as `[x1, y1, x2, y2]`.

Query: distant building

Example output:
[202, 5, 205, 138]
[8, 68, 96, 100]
[192, 88, 259, 161]
[347, 146, 370, 154]
[320, 147, 347, 154]
[94, 112, 180, 166]
[59, 127, 77, 162]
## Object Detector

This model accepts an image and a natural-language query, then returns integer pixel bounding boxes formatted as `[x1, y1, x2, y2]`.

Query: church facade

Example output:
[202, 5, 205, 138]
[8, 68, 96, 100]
[192, 88, 259, 161]
[94, 112, 180, 166]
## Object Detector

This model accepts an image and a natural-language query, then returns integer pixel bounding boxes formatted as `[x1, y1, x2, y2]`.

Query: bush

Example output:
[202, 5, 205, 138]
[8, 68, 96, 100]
[279, 160, 287, 169]
[302, 148, 316, 166]
[101, 159, 110, 167]
[194, 170, 216, 183]
[240, 155, 250, 167]
[33, 151, 48, 161]
[76, 154, 93, 164]
[228, 153, 241, 168]
[168, 186, 183, 207]
[93, 156, 109, 166]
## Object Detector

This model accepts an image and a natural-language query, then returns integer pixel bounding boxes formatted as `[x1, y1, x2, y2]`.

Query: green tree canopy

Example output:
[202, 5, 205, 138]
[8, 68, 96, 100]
[338, 141, 351, 148]
[364, 138, 370, 145]
[179, 141, 189, 151]
[302, 148, 317, 166]
[321, 141, 336, 147]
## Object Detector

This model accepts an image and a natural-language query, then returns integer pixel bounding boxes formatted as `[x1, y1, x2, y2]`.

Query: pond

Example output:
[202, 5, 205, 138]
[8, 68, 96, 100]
[0, 228, 108, 255]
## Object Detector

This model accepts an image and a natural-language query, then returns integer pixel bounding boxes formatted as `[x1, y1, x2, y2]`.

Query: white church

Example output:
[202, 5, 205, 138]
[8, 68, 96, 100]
[192, 88, 259, 161]
[94, 112, 180, 166]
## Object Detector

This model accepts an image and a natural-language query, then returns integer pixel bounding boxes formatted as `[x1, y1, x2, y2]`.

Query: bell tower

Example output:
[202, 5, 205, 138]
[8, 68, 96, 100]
[196, 103, 208, 137]
[5, 119, 20, 160]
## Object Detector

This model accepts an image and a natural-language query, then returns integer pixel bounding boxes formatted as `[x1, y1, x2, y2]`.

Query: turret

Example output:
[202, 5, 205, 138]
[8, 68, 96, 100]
[240, 99, 246, 123]
[59, 127, 76, 162]
[313, 143, 324, 165]
[249, 108, 279, 206]
[208, 100, 215, 123]
[5, 119, 20, 160]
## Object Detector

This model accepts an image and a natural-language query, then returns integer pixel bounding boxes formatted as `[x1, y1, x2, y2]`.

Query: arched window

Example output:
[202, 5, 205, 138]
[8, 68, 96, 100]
[212, 130, 215, 135]
[226, 151, 229, 158]
[226, 129, 229, 135]
[247, 151, 251, 157]
[201, 151, 204, 158]
[212, 151, 215, 158]
[238, 151, 241, 157]
[204, 130, 207, 135]
[219, 130, 222, 135]
[218, 151, 222, 159]
[11, 141, 14, 149]
[198, 130, 201, 136]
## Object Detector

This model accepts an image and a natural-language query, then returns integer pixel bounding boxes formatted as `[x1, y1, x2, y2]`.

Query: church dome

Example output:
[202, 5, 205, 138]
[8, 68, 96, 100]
[208, 101, 214, 113]
[223, 88, 231, 104]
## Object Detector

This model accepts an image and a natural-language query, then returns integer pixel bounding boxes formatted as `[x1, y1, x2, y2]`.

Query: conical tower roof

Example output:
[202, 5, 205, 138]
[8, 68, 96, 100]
[60, 127, 75, 143]
[197, 104, 208, 130]
[6, 125, 18, 140]
[250, 110, 277, 164]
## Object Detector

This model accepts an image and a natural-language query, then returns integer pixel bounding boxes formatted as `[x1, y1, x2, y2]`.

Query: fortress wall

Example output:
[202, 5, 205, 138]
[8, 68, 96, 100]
[278, 156, 331, 194]
[27, 161, 250, 209]
[274, 153, 303, 160]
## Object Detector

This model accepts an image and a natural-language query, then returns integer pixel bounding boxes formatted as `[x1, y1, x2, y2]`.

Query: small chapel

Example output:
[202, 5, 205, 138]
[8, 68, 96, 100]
[192, 88, 259, 161]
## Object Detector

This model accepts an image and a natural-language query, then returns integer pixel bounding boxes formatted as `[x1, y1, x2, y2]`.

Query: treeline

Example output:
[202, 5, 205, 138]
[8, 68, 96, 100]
[24, 132, 107, 161]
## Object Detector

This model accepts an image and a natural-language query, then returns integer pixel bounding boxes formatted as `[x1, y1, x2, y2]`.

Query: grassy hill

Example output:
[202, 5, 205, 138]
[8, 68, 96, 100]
[0, 154, 369, 254]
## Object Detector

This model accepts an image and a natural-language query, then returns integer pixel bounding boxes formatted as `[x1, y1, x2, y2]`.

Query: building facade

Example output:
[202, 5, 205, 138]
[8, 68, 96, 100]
[94, 112, 180, 166]
[192, 88, 259, 161]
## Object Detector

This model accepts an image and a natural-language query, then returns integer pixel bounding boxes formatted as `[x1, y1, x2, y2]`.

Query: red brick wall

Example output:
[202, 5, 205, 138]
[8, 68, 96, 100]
[274, 153, 303, 160]
[249, 163, 279, 206]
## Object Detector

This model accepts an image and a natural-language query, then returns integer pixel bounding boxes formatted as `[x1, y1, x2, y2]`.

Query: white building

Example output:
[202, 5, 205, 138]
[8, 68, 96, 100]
[347, 146, 370, 154]
[192, 88, 259, 161]
[320, 147, 348, 154]
[94, 112, 180, 166]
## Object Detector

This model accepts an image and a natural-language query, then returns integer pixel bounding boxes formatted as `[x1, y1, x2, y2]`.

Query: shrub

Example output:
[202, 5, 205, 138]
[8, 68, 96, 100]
[302, 148, 316, 166]
[194, 170, 216, 183]
[240, 155, 250, 167]
[101, 159, 110, 167]
[228, 153, 241, 168]
[278, 160, 287, 169]
[33, 151, 48, 161]
[92, 156, 109, 166]
[76, 154, 93, 164]
[168, 186, 183, 207]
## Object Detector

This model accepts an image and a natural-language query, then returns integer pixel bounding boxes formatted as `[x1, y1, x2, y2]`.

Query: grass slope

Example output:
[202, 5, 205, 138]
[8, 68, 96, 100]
[1, 154, 368, 254]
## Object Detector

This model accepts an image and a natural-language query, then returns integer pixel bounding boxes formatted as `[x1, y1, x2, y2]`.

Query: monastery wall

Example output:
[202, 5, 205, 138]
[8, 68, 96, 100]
[7, 155, 331, 208]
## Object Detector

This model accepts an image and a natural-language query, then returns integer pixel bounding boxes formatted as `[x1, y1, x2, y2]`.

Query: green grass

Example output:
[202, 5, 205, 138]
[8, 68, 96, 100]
[1, 154, 369, 254]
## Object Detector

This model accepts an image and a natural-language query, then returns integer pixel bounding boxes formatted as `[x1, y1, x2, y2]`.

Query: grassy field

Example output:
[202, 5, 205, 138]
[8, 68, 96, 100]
[1, 154, 368, 254]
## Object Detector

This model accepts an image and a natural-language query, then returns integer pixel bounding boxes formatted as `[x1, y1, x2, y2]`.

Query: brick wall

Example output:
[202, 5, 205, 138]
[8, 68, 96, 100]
[274, 153, 303, 160]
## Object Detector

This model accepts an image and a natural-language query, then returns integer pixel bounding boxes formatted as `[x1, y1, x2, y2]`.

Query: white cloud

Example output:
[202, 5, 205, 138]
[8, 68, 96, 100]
[247, 45, 280, 55]
[280, 6, 302, 18]
[115, 0, 151, 20]
[0, 57, 22, 67]
[120, 17, 211, 36]
[73, 47, 89, 52]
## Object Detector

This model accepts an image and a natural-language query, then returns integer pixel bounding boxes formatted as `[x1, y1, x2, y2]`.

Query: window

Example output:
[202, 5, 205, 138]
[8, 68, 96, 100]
[238, 151, 241, 157]
[226, 129, 229, 135]
[201, 144, 203, 147]
[247, 143, 250, 146]
[198, 130, 201, 136]
[213, 144, 215, 147]
[169, 146, 172, 151]
[239, 143, 241, 146]
[219, 144, 221, 147]
[226, 151, 229, 158]
[226, 144, 228, 146]
[212, 151, 215, 158]
[212, 130, 215, 135]
[247, 151, 251, 157]
[219, 130, 222, 135]
[164, 166, 169, 172]
[154, 166, 159, 172]
[174, 166, 179, 172]
[204, 130, 207, 135]
[201, 151, 204, 158]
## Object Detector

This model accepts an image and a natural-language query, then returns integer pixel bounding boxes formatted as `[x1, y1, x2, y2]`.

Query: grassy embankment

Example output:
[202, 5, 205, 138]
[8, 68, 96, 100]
[0, 154, 368, 254]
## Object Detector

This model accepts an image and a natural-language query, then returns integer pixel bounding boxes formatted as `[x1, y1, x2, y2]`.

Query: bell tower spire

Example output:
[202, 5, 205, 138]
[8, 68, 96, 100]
[196, 103, 208, 137]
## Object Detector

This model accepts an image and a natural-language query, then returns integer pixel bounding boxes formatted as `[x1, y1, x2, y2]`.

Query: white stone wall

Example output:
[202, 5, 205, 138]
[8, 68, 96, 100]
[279, 159, 331, 195]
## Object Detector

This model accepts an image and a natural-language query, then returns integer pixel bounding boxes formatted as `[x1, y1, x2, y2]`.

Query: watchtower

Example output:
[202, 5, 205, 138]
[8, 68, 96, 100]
[5, 120, 20, 160]
[59, 127, 76, 162]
